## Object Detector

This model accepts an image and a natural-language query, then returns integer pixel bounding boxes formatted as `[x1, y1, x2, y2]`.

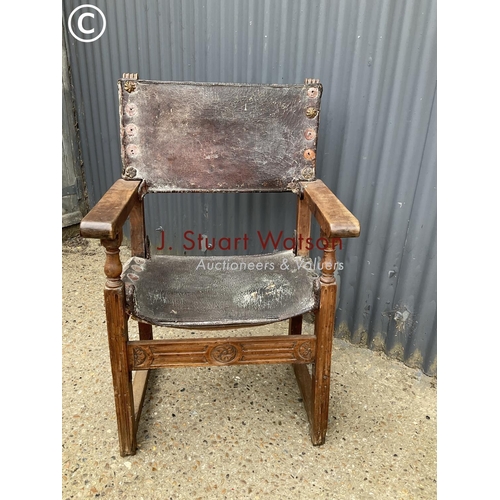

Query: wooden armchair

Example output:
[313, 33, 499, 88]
[80, 75, 360, 456]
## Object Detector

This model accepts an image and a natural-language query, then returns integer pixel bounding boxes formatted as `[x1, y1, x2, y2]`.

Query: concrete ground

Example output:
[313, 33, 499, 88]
[62, 237, 436, 499]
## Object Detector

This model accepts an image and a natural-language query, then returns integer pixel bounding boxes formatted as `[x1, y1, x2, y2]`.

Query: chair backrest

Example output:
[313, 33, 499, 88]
[118, 78, 322, 193]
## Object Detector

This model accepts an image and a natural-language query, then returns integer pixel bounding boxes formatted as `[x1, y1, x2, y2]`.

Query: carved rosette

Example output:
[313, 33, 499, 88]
[297, 340, 314, 362]
[210, 344, 240, 364]
[133, 347, 148, 367]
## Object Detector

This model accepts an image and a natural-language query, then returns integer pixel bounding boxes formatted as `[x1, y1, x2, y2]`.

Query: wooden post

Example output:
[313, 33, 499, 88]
[290, 194, 314, 427]
[130, 198, 154, 341]
[129, 197, 148, 258]
[128, 196, 152, 432]
[102, 231, 137, 456]
[289, 195, 312, 337]
[310, 231, 337, 445]
[295, 195, 312, 258]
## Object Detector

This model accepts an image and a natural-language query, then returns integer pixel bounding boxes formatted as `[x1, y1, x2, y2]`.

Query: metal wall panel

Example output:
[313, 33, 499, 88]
[63, 0, 437, 375]
[62, 26, 87, 227]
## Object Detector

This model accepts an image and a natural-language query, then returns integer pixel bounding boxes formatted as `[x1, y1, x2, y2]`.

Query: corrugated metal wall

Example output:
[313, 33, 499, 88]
[63, 0, 437, 375]
[62, 26, 87, 227]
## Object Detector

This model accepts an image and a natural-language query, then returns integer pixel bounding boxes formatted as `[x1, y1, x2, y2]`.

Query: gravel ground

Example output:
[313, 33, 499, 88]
[62, 237, 436, 500]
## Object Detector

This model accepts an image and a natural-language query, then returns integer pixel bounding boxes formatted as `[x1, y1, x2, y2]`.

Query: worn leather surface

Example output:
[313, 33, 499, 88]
[122, 251, 320, 327]
[119, 80, 322, 192]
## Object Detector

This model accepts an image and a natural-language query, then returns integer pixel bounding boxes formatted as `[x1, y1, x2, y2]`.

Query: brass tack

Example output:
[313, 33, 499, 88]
[306, 107, 318, 119]
[126, 144, 139, 157]
[301, 167, 315, 180]
[304, 149, 316, 160]
[307, 87, 319, 98]
[126, 123, 138, 136]
[304, 128, 316, 140]
[124, 166, 137, 178]
[124, 81, 137, 93]
[125, 103, 137, 116]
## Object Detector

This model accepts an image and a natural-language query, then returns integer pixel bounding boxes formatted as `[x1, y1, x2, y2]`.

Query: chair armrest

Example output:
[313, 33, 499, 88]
[80, 179, 141, 239]
[300, 180, 360, 238]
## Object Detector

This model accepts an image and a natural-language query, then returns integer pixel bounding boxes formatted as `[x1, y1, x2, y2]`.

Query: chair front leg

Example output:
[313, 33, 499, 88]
[102, 232, 137, 456]
[310, 234, 337, 445]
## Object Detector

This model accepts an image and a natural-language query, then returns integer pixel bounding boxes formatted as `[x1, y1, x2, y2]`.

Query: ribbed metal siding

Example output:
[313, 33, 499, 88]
[63, 0, 437, 375]
[62, 27, 87, 227]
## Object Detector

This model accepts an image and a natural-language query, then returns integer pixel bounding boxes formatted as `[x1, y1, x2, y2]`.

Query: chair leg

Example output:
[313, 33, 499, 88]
[102, 233, 137, 456]
[289, 287, 336, 445]
[290, 314, 315, 435]
[288, 315, 303, 336]
[310, 236, 338, 445]
[105, 285, 137, 456]
[310, 280, 337, 445]
[133, 322, 153, 431]
[138, 322, 153, 340]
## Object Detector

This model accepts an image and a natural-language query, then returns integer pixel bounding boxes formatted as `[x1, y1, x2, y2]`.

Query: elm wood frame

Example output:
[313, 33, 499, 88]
[80, 177, 359, 456]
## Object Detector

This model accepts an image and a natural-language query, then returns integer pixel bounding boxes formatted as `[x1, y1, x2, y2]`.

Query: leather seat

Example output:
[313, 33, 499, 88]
[122, 251, 320, 327]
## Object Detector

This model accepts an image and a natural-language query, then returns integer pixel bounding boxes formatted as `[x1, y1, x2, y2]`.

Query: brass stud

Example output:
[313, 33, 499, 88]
[301, 167, 315, 180]
[125, 123, 138, 136]
[304, 128, 316, 141]
[124, 81, 137, 93]
[307, 87, 319, 98]
[125, 103, 138, 116]
[306, 107, 318, 119]
[124, 166, 137, 178]
[304, 149, 316, 160]
[126, 144, 139, 157]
